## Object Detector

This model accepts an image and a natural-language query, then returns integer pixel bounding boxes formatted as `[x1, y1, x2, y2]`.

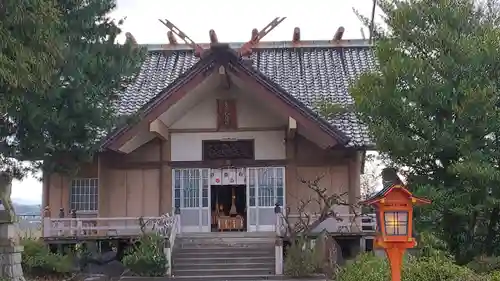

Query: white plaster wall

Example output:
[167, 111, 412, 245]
[169, 88, 286, 129]
[170, 131, 286, 161]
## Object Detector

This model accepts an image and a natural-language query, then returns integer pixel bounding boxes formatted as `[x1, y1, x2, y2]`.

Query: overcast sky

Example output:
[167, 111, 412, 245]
[12, 0, 379, 204]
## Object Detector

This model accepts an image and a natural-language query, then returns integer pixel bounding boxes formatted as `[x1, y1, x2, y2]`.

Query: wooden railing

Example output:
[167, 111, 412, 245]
[43, 216, 167, 237]
[273, 203, 377, 276]
[283, 213, 377, 234]
[164, 208, 181, 276]
[41, 207, 176, 238]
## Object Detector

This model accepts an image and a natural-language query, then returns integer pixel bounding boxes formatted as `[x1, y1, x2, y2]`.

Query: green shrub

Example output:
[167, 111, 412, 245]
[284, 238, 319, 277]
[337, 252, 488, 281]
[21, 238, 73, 277]
[468, 256, 500, 274]
[122, 233, 166, 277]
[489, 270, 500, 281]
[405, 256, 482, 281]
[337, 253, 389, 281]
[418, 231, 450, 258]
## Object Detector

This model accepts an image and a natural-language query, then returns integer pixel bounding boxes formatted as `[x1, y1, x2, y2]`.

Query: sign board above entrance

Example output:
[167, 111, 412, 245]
[202, 140, 254, 160]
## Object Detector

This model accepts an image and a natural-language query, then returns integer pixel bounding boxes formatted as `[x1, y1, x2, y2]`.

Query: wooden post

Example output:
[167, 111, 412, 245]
[274, 203, 283, 275]
[274, 203, 282, 235]
[275, 238, 284, 275]
[42, 207, 51, 238]
[58, 208, 64, 237]
[174, 206, 181, 234]
[57, 208, 65, 253]
[70, 209, 77, 236]
[164, 243, 172, 276]
[386, 246, 405, 281]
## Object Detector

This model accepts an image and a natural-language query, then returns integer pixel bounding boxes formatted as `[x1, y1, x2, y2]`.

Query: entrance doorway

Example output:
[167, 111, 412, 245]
[211, 185, 246, 232]
[171, 167, 286, 233]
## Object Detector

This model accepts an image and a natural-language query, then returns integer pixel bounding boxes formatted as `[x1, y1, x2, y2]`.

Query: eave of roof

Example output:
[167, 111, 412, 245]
[217, 45, 350, 145]
[101, 43, 353, 149]
[101, 40, 374, 150]
[100, 50, 218, 149]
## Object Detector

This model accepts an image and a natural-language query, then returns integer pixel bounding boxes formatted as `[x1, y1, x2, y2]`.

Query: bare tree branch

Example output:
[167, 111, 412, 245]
[278, 173, 371, 242]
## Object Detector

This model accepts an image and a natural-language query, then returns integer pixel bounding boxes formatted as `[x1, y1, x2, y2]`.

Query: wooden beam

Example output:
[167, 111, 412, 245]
[167, 31, 177, 44]
[333, 26, 345, 41]
[292, 27, 300, 43]
[209, 29, 218, 43]
[149, 119, 169, 140]
[287, 117, 297, 139]
[119, 133, 154, 153]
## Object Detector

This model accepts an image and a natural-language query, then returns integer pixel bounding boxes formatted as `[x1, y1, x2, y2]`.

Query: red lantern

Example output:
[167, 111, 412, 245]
[361, 168, 431, 281]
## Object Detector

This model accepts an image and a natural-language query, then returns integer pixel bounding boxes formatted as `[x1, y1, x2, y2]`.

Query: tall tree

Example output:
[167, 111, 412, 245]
[0, 0, 144, 214]
[0, 0, 62, 93]
[344, 0, 500, 264]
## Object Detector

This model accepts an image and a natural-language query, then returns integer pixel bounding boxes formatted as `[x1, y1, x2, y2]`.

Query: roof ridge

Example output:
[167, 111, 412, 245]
[144, 39, 372, 52]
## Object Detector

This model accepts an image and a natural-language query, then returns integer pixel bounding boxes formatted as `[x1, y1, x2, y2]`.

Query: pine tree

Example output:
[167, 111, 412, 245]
[0, 0, 144, 210]
[347, 0, 500, 263]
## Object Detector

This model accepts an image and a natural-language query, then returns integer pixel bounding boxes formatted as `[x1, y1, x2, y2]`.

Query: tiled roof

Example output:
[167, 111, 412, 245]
[116, 40, 377, 148]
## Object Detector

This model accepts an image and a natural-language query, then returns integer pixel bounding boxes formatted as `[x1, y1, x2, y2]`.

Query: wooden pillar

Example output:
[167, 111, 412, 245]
[42, 172, 50, 213]
[285, 136, 297, 213]
[161, 139, 172, 214]
[97, 154, 106, 217]
[60, 175, 70, 216]
[159, 139, 164, 214]
[348, 151, 362, 207]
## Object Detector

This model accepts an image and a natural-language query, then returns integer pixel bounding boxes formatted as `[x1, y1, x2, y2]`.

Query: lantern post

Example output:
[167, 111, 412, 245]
[360, 168, 431, 281]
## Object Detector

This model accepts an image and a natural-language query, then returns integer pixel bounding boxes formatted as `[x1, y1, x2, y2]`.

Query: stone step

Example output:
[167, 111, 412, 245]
[178, 238, 275, 245]
[175, 238, 275, 246]
[172, 267, 275, 277]
[167, 276, 326, 281]
[178, 231, 275, 239]
[174, 261, 274, 270]
[174, 245, 274, 255]
[174, 248, 274, 258]
[176, 244, 274, 250]
[174, 256, 274, 265]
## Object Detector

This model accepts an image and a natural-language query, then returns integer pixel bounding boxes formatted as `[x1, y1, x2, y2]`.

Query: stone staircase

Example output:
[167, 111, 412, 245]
[171, 232, 277, 281]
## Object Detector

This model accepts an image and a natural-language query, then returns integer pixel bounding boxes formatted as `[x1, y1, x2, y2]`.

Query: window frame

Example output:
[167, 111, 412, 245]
[69, 178, 99, 213]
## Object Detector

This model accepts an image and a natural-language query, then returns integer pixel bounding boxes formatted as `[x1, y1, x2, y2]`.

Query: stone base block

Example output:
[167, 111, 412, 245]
[0, 224, 25, 281]
[0, 223, 18, 240]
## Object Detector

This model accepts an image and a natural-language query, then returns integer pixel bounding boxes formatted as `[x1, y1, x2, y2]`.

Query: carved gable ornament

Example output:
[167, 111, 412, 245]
[216, 99, 237, 130]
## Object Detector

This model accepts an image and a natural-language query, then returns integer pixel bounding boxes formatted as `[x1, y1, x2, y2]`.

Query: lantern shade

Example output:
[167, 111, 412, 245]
[383, 211, 409, 236]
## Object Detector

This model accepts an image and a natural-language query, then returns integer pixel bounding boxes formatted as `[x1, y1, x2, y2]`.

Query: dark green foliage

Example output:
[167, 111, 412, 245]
[21, 238, 73, 277]
[339, 0, 500, 264]
[0, 0, 62, 91]
[122, 234, 167, 277]
[0, 0, 145, 178]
